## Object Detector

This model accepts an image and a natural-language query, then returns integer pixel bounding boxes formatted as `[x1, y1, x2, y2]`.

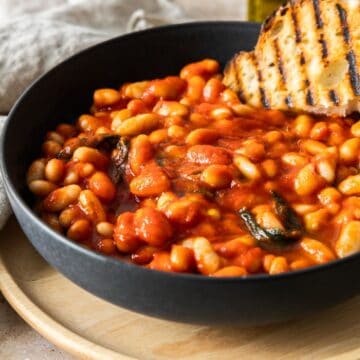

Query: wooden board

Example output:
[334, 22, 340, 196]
[1, 217, 360, 360]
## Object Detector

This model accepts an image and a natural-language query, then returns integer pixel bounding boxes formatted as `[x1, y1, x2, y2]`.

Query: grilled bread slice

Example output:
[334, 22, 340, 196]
[224, 0, 360, 116]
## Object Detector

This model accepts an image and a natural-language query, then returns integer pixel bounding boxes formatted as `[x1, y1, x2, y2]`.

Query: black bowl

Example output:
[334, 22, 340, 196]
[1, 22, 360, 325]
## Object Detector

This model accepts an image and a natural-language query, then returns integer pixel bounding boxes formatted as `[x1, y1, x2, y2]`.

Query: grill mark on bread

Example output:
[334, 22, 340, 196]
[274, 40, 286, 83]
[290, 1, 302, 43]
[347, 51, 360, 96]
[257, 65, 269, 108]
[231, 56, 249, 104]
[312, 1, 328, 60]
[253, 52, 270, 109]
[336, 4, 350, 44]
[291, 1, 315, 108]
[310, 0, 341, 110]
[290, 5, 306, 68]
[262, 13, 275, 33]
[336, 4, 360, 96]
[319, 34, 328, 59]
[329, 90, 340, 105]
[306, 90, 315, 106]
[234, 77, 246, 103]
[237, 89, 246, 104]
[290, 2, 302, 44]
[274, 39, 293, 108]
[312, 0, 323, 28]
[280, 6, 289, 16]
[315, 2, 341, 104]
[257, 68, 269, 108]
[259, 87, 269, 108]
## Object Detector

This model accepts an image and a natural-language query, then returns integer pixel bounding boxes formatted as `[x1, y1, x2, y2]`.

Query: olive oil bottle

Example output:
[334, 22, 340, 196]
[248, 0, 284, 22]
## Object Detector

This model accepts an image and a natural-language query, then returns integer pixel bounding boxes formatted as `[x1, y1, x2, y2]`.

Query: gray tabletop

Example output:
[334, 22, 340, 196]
[0, 294, 73, 359]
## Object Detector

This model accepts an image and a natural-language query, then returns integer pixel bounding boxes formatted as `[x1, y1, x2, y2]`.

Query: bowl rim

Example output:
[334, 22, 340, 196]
[1, 20, 359, 284]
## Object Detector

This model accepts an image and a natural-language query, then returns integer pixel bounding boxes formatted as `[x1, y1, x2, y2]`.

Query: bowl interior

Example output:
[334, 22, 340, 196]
[2, 22, 260, 208]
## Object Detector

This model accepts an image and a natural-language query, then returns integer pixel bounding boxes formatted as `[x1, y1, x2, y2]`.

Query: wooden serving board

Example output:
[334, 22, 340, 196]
[1, 217, 360, 360]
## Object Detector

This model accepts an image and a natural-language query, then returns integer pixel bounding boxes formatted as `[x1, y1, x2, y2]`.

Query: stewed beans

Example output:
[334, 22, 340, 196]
[28, 59, 360, 277]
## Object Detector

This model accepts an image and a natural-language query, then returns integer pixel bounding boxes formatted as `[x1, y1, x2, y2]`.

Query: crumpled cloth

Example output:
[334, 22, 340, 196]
[0, 0, 190, 229]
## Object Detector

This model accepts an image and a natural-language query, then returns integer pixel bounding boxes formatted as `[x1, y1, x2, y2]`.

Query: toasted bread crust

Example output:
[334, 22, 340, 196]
[223, 0, 360, 116]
